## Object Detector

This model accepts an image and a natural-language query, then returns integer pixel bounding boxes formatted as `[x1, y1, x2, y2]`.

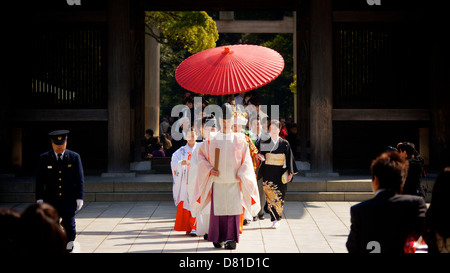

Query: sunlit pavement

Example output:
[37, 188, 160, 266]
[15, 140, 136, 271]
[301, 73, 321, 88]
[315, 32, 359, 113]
[2, 201, 357, 253]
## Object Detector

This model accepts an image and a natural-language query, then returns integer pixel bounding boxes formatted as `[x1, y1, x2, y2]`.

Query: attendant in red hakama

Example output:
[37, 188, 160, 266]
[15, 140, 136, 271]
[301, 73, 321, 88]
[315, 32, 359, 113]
[171, 129, 197, 235]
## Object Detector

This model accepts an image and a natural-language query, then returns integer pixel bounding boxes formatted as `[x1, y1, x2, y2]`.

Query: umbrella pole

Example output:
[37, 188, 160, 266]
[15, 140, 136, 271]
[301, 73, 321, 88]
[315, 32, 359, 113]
[214, 148, 220, 171]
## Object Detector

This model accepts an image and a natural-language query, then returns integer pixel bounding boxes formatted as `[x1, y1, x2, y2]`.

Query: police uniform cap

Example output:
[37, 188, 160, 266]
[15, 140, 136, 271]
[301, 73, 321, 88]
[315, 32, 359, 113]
[49, 130, 69, 145]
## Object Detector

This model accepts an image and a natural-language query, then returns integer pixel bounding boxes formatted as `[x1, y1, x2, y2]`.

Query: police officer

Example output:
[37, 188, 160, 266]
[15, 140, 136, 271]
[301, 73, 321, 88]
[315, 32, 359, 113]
[36, 130, 84, 244]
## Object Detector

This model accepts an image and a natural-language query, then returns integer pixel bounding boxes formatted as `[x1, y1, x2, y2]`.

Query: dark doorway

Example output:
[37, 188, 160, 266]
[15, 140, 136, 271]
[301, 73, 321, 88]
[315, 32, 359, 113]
[20, 121, 108, 176]
[333, 120, 428, 174]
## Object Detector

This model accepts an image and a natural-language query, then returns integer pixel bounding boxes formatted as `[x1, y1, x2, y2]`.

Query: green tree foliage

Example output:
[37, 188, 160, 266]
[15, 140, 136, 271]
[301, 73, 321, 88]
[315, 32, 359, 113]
[261, 34, 294, 119]
[159, 43, 189, 118]
[223, 33, 294, 119]
[290, 74, 297, 95]
[156, 12, 295, 121]
[145, 11, 219, 54]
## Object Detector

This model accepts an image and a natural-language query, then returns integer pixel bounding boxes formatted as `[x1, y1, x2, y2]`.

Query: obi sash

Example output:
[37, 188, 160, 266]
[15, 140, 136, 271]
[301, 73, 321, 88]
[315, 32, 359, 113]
[265, 153, 285, 167]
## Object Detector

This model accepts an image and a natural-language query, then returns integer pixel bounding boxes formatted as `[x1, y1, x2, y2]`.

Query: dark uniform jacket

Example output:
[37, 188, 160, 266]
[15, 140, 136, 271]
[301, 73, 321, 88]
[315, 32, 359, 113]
[346, 190, 427, 253]
[36, 149, 84, 213]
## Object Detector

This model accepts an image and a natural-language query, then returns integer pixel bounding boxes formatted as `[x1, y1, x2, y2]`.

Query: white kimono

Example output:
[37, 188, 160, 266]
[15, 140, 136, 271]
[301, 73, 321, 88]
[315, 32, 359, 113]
[187, 140, 210, 236]
[171, 143, 196, 211]
[191, 132, 260, 218]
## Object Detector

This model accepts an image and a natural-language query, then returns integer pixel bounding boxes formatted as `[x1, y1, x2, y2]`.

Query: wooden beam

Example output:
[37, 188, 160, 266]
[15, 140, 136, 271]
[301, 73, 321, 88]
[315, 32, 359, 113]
[142, 0, 298, 10]
[9, 109, 108, 122]
[296, 0, 310, 162]
[215, 17, 295, 33]
[332, 11, 421, 22]
[310, 0, 334, 173]
[107, 0, 131, 173]
[34, 11, 108, 22]
[332, 109, 430, 121]
[145, 28, 161, 136]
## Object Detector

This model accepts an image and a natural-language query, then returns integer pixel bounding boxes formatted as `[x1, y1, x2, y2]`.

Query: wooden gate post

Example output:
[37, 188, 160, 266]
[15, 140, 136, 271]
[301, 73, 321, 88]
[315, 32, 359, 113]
[107, 0, 131, 173]
[309, 0, 335, 175]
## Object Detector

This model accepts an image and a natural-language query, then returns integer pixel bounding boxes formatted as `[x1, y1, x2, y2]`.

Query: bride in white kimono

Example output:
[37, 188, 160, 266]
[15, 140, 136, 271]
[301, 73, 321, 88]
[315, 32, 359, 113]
[188, 115, 217, 239]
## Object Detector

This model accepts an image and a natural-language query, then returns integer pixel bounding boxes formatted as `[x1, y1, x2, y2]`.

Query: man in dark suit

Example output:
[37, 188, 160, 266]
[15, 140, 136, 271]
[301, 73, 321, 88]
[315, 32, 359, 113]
[36, 130, 84, 243]
[346, 151, 427, 253]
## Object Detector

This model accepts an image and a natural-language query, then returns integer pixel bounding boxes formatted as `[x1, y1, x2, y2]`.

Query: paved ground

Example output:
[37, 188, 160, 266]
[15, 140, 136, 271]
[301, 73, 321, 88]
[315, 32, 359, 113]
[1, 201, 357, 253]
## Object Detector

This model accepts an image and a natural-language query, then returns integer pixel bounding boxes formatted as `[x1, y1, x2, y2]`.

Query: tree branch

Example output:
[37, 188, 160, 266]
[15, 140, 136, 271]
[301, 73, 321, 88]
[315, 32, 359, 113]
[145, 24, 168, 44]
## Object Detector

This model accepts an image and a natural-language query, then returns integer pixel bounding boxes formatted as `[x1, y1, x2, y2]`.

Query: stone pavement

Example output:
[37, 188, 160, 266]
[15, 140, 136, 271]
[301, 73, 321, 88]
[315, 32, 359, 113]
[1, 201, 357, 253]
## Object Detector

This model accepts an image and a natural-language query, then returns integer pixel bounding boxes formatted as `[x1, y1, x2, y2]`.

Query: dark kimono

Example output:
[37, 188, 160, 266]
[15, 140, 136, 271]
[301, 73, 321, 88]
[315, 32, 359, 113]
[257, 137, 298, 222]
[403, 156, 425, 197]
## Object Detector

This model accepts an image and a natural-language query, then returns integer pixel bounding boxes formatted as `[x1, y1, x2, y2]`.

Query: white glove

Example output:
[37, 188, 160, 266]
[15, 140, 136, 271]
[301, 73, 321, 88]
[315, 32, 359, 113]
[76, 199, 84, 211]
[36, 199, 44, 204]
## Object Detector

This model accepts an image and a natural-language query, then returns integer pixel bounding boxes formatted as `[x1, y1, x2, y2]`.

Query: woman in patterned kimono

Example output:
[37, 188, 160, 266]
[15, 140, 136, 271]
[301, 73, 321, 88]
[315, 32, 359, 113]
[257, 120, 298, 229]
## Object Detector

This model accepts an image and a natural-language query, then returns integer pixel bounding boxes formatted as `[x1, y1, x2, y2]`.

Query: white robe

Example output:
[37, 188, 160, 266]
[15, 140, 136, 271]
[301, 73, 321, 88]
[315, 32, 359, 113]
[191, 132, 260, 217]
[171, 143, 196, 211]
[187, 140, 210, 236]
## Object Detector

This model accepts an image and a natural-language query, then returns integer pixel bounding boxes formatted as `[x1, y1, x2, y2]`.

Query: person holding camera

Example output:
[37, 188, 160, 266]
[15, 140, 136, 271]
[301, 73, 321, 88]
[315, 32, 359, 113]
[397, 142, 426, 198]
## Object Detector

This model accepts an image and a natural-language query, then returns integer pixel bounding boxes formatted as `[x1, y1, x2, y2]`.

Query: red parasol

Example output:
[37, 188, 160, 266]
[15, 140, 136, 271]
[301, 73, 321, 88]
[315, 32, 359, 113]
[175, 44, 284, 95]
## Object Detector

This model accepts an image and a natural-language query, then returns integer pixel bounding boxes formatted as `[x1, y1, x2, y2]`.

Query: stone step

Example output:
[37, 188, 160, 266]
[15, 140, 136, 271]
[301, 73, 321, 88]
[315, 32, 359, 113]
[1, 178, 435, 193]
[84, 191, 376, 202]
[86, 192, 173, 202]
[0, 191, 373, 203]
[0, 193, 35, 203]
[286, 191, 374, 202]
[0, 175, 434, 202]
[0, 177, 374, 193]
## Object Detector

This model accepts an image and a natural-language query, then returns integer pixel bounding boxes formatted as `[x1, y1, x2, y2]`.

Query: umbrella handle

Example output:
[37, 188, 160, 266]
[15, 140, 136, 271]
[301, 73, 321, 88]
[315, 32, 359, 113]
[214, 148, 220, 170]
